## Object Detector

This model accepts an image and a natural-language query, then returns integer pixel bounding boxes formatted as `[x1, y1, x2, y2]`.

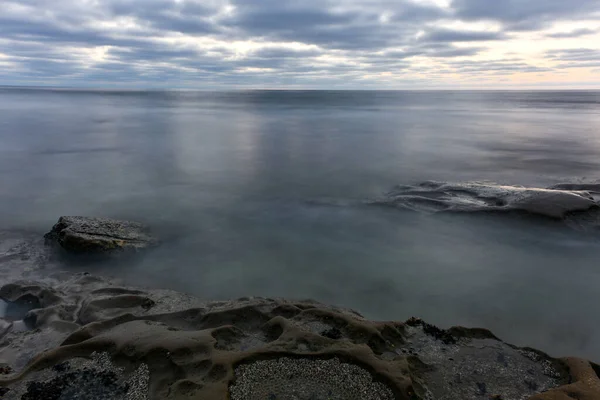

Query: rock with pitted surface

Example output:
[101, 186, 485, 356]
[44, 216, 158, 254]
[1, 275, 599, 400]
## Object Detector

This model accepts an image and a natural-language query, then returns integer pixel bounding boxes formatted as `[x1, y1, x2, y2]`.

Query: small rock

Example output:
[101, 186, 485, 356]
[44, 216, 158, 254]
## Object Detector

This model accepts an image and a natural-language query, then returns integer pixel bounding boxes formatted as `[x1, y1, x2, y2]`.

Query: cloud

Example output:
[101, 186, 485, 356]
[546, 48, 600, 62]
[546, 28, 598, 38]
[419, 28, 506, 42]
[452, 0, 600, 30]
[218, 1, 448, 51]
[544, 48, 600, 73]
[385, 44, 484, 59]
[555, 61, 600, 69]
[0, 0, 598, 87]
[443, 59, 552, 75]
[428, 46, 485, 57]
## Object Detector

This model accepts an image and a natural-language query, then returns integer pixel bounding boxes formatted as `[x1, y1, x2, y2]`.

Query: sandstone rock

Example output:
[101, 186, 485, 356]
[44, 216, 158, 254]
[2, 275, 598, 400]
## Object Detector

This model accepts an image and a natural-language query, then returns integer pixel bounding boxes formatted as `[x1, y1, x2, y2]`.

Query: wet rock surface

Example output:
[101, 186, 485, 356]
[0, 274, 598, 399]
[44, 216, 158, 254]
[377, 181, 600, 220]
[406, 324, 566, 400]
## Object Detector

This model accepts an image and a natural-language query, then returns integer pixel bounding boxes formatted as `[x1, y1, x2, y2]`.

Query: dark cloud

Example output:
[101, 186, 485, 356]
[101, 0, 222, 35]
[420, 28, 506, 42]
[143, 15, 217, 35]
[546, 28, 598, 38]
[107, 1, 223, 34]
[223, 14, 399, 50]
[385, 44, 484, 59]
[452, 0, 600, 30]
[107, 0, 215, 17]
[108, 47, 204, 63]
[391, 3, 449, 21]
[241, 47, 324, 69]
[220, 0, 450, 50]
[251, 47, 322, 59]
[0, 18, 149, 48]
[428, 47, 484, 57]
[226, 8, 356, 32]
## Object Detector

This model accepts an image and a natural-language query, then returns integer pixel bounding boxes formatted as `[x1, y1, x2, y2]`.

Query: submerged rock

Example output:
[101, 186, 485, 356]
[44, 216, 158, 254]
[0, 275, 599, 399]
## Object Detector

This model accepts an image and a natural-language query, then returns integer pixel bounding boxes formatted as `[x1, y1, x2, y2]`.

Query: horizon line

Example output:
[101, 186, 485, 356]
[2, 85, 600, 92]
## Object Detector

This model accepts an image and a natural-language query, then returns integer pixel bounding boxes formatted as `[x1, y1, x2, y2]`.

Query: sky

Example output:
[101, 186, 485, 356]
[1, 0, 600, 89]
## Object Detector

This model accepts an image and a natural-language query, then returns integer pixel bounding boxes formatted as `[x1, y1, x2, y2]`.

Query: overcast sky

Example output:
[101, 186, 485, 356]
[1, 0, 599, 89]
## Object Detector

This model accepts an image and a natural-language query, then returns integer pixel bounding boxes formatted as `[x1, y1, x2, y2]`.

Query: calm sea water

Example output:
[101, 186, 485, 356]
[2, 88, 600, 360]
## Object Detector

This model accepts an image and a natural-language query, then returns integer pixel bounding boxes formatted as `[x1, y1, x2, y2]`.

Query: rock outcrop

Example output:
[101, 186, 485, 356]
[44, 216, 158, 254]
[1, 275, 599, 399]
[377, 181, 599, 219]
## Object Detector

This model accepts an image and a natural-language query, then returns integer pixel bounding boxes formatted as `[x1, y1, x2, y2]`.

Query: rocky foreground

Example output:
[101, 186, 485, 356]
[0, 273, 599, 400]
[1, 215, 600, 399]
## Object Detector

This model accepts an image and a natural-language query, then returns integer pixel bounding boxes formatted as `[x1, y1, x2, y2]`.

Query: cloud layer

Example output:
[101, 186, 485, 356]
[1, 0, 599, 88]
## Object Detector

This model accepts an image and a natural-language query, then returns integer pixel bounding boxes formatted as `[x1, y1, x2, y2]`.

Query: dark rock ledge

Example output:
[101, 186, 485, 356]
[44, 216, 158, 254]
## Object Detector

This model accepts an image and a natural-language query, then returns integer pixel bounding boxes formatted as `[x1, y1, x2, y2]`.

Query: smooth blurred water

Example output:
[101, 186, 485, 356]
[1, 88, 600, 360]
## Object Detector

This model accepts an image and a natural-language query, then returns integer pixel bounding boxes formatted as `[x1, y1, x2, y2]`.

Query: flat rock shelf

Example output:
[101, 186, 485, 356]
[44, 216, 158, 254]
[1, 273, 599, 400]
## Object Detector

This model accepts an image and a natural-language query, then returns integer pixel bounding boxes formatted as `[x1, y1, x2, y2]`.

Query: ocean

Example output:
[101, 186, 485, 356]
[1, 88, 600, 361]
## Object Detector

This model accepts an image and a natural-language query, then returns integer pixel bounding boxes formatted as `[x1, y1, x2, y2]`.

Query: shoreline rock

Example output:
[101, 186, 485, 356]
[377, 181, 600, 219]
[44, 216, 158, 254]
[0, 275, 599, 399]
